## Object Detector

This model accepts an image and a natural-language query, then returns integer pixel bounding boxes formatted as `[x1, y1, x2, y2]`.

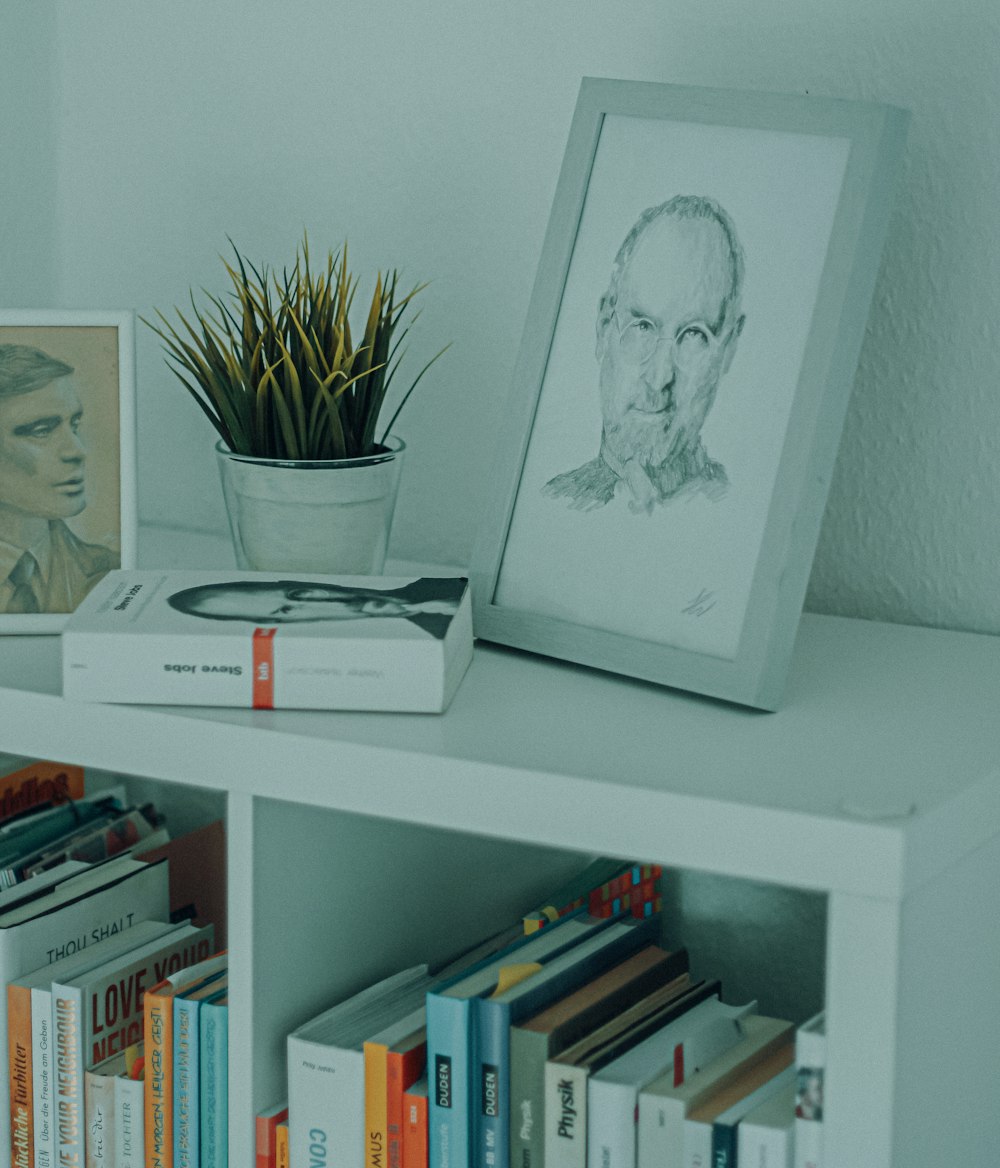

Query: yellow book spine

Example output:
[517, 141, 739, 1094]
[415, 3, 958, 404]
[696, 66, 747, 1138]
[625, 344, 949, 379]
[364, 1041, 390, 1168]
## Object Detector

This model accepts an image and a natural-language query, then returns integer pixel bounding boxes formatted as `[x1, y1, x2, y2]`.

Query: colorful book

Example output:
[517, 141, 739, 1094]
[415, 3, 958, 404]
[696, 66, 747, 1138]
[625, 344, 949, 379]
[636, 1013, 795, 1168]
[0, 854, 169, 1162]
[8, 918, 169, 1168]
[403, 1076, 428, 1168]
[544, 975, 706, 1168]
[143, 950, 228, 1168]
[737, 1078, 796, 1168]
[365, 1013, 427, 1168]
[585, 996, 752, 1168]
[174, 971, 228, 1168]
[475, 915, 660, 1168]
[62, 570, 474, 713]
[52, 921, 215, 1168]
[427, 911, 622, 1168]
[198, 994, 228, 1168]
[522, 862, 662, 934]
[255, 1100, 289, 1168]
[711, 1063, 796, 1168]
[288, 964, 432, 1168]
[683, 1043, 796, 1168]
[511, 945, 689, 1168]
[794, 1011, 825, 1168]
[0, 759, 85, 827]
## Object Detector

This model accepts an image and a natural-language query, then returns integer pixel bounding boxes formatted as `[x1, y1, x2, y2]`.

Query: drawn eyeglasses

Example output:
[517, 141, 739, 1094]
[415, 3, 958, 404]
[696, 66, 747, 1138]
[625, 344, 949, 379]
[613, 310, 717, 371]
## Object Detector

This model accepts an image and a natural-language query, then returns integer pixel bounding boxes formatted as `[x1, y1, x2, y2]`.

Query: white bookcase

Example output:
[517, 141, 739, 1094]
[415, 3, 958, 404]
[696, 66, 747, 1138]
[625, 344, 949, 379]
[1, 526, 998, 1168]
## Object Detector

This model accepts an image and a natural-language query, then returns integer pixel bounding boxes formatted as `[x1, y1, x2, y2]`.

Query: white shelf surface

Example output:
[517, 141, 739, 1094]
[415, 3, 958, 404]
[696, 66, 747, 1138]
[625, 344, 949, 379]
[2, 524, 999, 900]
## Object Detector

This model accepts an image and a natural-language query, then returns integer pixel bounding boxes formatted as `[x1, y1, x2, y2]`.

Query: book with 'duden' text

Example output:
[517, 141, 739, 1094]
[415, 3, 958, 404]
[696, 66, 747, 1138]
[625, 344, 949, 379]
[62, 570, 473, 712]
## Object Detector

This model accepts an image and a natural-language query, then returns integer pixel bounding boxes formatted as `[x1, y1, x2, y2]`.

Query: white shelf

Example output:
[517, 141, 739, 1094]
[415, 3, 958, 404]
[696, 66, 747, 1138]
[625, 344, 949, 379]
[2, 524, 999, 1166]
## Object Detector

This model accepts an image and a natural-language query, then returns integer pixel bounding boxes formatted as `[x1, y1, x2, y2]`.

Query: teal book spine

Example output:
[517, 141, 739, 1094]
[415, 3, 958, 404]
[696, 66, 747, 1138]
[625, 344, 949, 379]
[199, 998, 228, 1168]
[173, 994, 203, 1168]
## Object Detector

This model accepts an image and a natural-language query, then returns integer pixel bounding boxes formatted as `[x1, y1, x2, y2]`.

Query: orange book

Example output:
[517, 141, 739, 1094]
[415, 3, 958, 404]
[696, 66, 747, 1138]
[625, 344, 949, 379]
[276, 1119, 290, 1168]
[0, 759, 84, 826]
[143, 950, 227, 1168]
[402, 1076, 428, 1168]
[387, 1031, 427, 1168]
[364, 1039, 390, 1168]
[6, 982, 32, 1168]
[256, 1101, 289, 1168]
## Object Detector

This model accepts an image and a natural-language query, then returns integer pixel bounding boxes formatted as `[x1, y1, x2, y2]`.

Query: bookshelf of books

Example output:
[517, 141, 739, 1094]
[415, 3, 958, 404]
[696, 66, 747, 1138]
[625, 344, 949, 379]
[1, 526, 999, 1166]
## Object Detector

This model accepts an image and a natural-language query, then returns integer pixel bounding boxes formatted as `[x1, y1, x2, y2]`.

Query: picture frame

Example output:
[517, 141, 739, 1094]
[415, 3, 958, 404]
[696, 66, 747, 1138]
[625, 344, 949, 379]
[471, 78, 908, 709]
[0, 310, 137, 633]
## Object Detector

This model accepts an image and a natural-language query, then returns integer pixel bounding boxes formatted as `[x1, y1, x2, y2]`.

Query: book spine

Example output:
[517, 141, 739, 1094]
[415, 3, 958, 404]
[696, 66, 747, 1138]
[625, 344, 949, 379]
[427, 993, 473, 1168]
[543, 1062, 588, 1168]
[116, 1073, 144, 1168]
[173, 995, 201, 1168]
[52, 983, 87, 1168]
[83, 1066, 115, 1168]
[198, 1001, 227, 1168]
[365, 1041, 390, 1168]
[794, 1016, 824, 1168]
[144, 987, 174, 1168]
[387, 1043, 426, 1168]
[711, 1117, 738, 1168]
[636, 1086, 686, 1168]
[738, 1119, 793, 1168]
[287, 1037, 364, 1168]
[31, 985, 55, 1168]
[255, 1105, 288, 1168]
[508, 1027, 545, 1168]
[585, 1077, 638, 1168]
[474, 998, 509, 1168]
[275, 1120, 289, 1168]
[403, 1082, 428, 1168]
[7, 982, 33, 1168]
[682, 1117, 712, 1168]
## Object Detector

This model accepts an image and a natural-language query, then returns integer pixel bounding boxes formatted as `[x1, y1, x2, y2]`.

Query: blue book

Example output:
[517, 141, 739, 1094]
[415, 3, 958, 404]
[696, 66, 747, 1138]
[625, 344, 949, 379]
[426, 910, 620, 1168]
[474, 915, 659, 1168]
[199, 994, 229, 1168]
[173, 971, 228, 1168]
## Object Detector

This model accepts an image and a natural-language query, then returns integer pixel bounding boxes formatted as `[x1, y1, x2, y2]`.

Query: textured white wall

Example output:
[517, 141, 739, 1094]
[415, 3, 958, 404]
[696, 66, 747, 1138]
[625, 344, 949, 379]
[7, 0, 1000, 633]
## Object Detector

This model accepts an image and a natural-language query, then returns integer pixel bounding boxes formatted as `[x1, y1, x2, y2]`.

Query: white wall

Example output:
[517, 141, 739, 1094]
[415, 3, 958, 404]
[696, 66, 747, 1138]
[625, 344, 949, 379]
[6, 0, 1000, 633]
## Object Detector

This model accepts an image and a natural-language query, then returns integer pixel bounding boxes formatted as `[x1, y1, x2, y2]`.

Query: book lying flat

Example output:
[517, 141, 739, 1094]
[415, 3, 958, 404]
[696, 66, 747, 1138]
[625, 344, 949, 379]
[62, 570, 473, 712]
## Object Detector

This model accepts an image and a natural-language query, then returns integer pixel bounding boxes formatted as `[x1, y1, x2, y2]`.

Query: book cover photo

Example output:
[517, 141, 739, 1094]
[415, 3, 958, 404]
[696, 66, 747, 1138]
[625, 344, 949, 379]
[62, 570, 473, 712]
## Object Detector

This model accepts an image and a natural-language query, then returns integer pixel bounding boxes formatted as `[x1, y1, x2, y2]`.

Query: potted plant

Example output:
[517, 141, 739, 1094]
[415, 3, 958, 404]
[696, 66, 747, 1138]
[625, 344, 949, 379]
[145, 234, 447, 574]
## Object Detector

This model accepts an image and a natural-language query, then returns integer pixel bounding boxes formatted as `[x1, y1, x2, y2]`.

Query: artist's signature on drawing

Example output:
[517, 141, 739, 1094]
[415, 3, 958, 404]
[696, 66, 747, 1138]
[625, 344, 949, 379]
[683, 589, 717, 617]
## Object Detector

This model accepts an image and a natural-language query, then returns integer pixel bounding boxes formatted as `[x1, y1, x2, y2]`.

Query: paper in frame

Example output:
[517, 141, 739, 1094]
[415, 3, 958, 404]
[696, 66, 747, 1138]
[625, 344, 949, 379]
[0, 310, 137, 633]
[471, 78, 908, 709]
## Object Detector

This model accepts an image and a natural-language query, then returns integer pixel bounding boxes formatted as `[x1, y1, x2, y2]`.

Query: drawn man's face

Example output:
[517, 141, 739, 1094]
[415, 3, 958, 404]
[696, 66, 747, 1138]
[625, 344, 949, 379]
[185, 583, 411, 624]
[0, 379, 87, 522]
[596, 214, 743, 475]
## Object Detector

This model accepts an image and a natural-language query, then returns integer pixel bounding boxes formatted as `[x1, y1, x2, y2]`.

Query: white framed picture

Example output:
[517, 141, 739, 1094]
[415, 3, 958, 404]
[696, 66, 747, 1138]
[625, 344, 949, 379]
[0, 311, 137, 633]
[471, 78, 909, 709]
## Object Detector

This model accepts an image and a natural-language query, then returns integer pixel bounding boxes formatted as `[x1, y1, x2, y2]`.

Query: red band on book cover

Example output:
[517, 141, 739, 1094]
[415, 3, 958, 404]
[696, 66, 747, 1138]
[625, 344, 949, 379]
[673, 1043, 684, 1087]
[252, 628, 277, 709]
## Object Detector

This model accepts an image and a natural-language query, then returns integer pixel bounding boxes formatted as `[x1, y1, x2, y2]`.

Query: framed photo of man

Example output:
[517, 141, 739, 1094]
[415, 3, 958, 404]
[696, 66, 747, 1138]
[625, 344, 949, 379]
[0, 311, 137, 633]
[471, 78, 908, 710]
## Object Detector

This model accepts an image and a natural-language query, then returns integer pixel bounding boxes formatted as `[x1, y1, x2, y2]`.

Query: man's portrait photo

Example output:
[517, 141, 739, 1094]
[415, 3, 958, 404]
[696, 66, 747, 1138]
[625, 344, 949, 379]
[0, 316, 133, 626]
[544, 195, 745, 514]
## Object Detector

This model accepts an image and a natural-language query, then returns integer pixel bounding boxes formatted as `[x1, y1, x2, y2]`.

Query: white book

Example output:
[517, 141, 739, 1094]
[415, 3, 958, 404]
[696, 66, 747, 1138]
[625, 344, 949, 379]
[711, 1064, 795, 1167]
[288, 964, 432, 1168]
[115, 1068, 144, 1168]
[0, 856, 169, 1162]
[737, 1078, 796, 1168]
[636, 1014, 794, 1168]
[83, 1063, 115, 1168]
[62, 570, 473, 712]
[682, 1044, 795, 1168]
[794, 1011, 825, 1168]
[586, 998, 752, 1168]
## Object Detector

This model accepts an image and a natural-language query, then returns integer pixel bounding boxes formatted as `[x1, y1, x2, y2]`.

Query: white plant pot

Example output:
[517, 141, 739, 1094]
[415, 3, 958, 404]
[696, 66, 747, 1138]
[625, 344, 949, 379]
[215, 437, 405, 575]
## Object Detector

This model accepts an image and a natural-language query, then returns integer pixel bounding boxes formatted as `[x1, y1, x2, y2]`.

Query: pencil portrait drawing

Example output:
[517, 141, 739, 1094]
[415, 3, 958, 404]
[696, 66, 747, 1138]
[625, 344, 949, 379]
[544, 195, 745, 514]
